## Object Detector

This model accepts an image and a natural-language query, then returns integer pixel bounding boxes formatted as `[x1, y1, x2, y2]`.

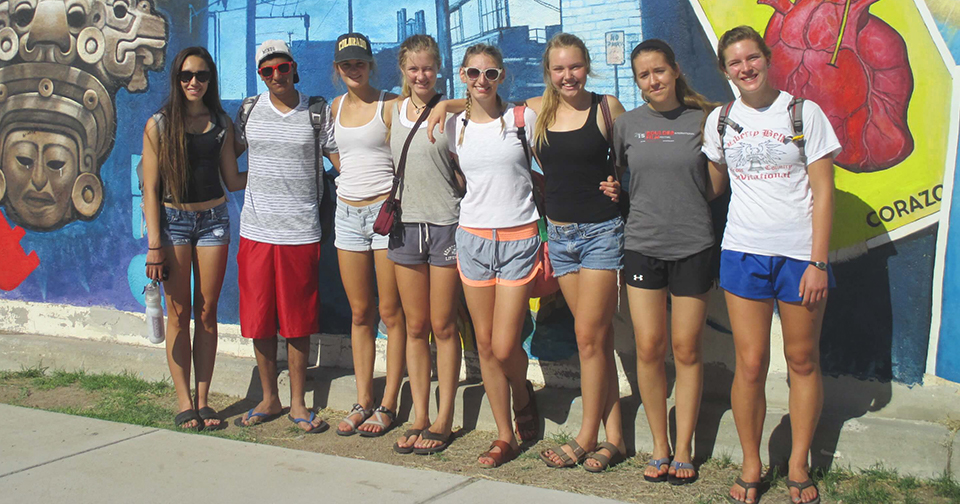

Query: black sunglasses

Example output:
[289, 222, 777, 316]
[178, 70, 211, 83]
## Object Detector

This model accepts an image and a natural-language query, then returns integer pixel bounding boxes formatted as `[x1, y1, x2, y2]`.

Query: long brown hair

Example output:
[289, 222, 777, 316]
[630, 39, 717, 113]
[534, 33, 593, 149]
[157, 46, 224, 204]
[457, 43, 506, 147]
[398, 34, 441, 99]
[716, 25, 772, 71]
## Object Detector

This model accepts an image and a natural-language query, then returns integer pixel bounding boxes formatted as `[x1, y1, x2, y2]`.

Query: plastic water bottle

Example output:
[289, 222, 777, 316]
[144, 281, 165, 344]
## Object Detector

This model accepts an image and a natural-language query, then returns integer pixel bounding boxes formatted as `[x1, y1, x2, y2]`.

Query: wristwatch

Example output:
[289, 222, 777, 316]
[809, 261, 828, 271]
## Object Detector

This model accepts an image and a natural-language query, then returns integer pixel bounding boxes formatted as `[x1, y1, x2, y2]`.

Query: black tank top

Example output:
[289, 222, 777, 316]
[164, 114, 226, 204]
[536, 93, 619, 223]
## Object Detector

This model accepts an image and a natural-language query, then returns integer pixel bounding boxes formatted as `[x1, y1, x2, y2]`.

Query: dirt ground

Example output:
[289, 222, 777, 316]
[1, 378, 954, 504]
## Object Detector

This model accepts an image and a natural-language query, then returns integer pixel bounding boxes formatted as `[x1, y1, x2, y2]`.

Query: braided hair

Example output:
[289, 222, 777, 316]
[457, 43, 507, 147]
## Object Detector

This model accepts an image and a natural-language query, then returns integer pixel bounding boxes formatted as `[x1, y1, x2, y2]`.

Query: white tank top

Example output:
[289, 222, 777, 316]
[334, 90, 395, 201]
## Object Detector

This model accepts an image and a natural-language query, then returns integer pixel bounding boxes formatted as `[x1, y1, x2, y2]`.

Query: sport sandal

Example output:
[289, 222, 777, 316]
[785, 478, 820, 504]
[643, 456, 671, 482]
[583, 442, 624, 473]
[539, 439, 587, 468]
[667, 460, 698, 485]
[358, 406, 396, 437]
[725, 477, 762, 504]
[513, 380, 540, 443]
[337, 403, 373, 436]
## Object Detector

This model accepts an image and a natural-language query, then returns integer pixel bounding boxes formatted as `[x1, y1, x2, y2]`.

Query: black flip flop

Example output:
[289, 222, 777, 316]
[785, 478, 820, 504]
[393, 428, 422, 454]
[174, 409, 202, 431]
[667, 460, 698, 485]
[725, 477, 762, 504]
[197, 407, 226, 431]
[643, 456, 671, 482]
[413, 430, 452, 455]
[233, 408, 282, 428]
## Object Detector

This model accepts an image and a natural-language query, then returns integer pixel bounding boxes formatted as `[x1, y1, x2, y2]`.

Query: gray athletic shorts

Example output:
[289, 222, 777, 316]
[387, 222, 458, 267]
[455, 223, 541, 288]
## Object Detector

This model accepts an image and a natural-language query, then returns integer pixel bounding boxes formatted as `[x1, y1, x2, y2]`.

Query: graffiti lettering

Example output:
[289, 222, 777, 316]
[866, 184, 943, 227]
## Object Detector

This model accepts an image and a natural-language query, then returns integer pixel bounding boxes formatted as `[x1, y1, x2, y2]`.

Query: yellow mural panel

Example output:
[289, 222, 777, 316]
[696, 0, 951, 250]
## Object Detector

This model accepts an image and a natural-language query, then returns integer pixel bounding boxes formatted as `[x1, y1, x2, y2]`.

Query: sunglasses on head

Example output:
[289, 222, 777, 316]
[464, 67, 502, 81]
[259, 62, 293, 78]
[178, 70, 211, 83]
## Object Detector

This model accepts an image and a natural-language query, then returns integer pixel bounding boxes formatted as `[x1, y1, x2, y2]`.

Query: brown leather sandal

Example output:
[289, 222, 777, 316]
[513, 380, 540, 443]
[539, 439, 587, 468]
[583, 442, 624, 473]
[478, 440, 518, 468]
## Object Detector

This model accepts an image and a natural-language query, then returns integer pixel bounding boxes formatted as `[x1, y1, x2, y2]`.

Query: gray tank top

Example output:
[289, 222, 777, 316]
[389, 98, 460, 225]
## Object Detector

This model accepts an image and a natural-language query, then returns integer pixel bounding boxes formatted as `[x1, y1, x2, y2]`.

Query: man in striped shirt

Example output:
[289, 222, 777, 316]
[233, 40, 339, 433]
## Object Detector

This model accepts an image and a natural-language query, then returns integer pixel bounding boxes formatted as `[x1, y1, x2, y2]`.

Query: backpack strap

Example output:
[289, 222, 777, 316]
[597, 93, 618, 182]
[306, 96, 328, 178]
[788, 97, 805, 164]
[235, 94, 261, 145]
[514, 105, 531, 167]
[389, 93, 444, 204]
[716, 101, 742, 141]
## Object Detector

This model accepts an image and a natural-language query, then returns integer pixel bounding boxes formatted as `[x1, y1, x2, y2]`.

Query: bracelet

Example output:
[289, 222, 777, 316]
[145, 261, 164, 266]
[148, 246, 162, 250]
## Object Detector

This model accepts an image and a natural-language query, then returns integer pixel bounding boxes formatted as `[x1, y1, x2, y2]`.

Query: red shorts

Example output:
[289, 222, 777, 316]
[238, 237, 321, 339]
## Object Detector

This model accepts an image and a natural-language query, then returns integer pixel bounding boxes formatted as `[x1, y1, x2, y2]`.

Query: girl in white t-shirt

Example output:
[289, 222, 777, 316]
[702, 26, 840, 504]
[446, 43, 540, 468]
[329, 32, 407, 439]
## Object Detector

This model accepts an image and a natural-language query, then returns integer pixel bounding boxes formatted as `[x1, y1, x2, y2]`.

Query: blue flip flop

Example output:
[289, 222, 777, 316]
[288, 411, 329, 434]
[233, 408, 281, 428]
[668, 460, 698, 485]
[643, 457, 671, 482]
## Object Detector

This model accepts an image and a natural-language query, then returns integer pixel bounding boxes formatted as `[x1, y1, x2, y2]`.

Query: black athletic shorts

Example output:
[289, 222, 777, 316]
[623, 247, 714, 296]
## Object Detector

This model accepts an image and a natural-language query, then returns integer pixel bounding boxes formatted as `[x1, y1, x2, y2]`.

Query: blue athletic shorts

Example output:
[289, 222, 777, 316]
[719, 250, 835, 302]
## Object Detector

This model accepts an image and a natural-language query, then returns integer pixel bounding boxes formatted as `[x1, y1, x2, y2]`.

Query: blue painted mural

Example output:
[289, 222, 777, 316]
[2, 0, 959, 385]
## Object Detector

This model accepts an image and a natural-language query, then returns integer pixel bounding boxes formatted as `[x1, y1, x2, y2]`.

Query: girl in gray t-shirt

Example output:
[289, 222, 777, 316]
[615, 39, 721, 486]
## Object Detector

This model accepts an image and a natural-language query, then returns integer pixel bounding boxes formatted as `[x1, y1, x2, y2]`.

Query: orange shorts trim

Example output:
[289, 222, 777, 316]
[459, 222, 539, 241]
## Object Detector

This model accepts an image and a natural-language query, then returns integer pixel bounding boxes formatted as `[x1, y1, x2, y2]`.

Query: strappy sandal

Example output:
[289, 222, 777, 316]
[513, 380, 540, 443]
[197, 406, 225, 431]
[174, 409, 202, 431]
[583, 442, 624, 473]
[358, 406, 396, 438]
[413, 430, 452, 455]
[643, 456, 671, 482]
[667, 460, 698, 485]
[478, 440, 518, 468]
[725, 477, 762, 504]
[785, 478, 820, 504]
[393, 428, 422, 454]
[539, 439, 587, 468]
[337, 403, 372, 436]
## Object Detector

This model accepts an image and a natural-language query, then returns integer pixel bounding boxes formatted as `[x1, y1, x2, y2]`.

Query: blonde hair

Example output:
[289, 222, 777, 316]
[398, 35, 441, 98]
[716, 25, 772, 71]
[534, 33, 593, 149]
[457, 43, 506, 147]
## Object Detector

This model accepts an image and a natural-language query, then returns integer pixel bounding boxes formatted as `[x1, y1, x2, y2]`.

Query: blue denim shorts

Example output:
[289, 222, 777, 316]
[334, 198, 390, 252]
[720, 250, 836, 302]
[547, 216, 624, 277]
[159, 202, 230, 247]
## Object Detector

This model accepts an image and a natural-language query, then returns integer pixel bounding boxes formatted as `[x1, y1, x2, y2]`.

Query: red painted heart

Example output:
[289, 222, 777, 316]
[761, 0, 914, 172]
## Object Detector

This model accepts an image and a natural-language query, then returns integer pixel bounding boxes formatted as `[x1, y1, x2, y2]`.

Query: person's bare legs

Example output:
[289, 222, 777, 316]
[779, 298, 826, 504]
[286, 335, 324, 431]
[239, 337, 284, 425]
[628, 285, 671, 478]
[337, 249, 378, 432]
[356, 249, 406, 434]
[466, 282, 531, 464]
[668, 292, 709, 479]
[163, 244, 197, 428]
[726, 292, 775, 504]
[543, 269, 623, 468]
[191, 244, 228, 428]
[395, 263, 432, 448]
[417, 264, 461, 450]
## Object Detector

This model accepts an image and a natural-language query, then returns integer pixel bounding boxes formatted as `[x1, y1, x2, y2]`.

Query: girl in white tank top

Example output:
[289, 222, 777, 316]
[329, 32, 407, 439]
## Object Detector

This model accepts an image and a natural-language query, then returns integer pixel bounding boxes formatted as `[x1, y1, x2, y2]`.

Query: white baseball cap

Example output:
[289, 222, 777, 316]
[255, 39, 293, 66]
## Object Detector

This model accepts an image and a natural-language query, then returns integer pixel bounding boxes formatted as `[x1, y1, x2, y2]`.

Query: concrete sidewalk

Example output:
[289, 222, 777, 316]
[0, 404, 625, 504]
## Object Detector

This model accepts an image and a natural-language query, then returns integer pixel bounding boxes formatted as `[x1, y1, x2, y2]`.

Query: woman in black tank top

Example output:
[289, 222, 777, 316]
[140, 47, 246, 432]
[424, 33, 629, 472]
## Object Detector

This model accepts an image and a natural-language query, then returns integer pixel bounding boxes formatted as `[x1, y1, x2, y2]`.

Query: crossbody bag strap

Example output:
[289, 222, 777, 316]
[390, 93, 444, 202]
[597, 93, 618, 182]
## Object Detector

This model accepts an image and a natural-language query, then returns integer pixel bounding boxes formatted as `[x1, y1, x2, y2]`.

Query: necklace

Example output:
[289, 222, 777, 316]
[410, 99, 427, 115]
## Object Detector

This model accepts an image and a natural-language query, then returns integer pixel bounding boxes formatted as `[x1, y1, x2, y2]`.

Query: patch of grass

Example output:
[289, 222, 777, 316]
[932, 470, 960, 501]
[546, 429, 573, 445]
[833, 478, 892, 504]
[895, 475, 921, 492]
[861, 463, 900, 482]
[707, 451, 734, 470]
[0, 364, 48, 380]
